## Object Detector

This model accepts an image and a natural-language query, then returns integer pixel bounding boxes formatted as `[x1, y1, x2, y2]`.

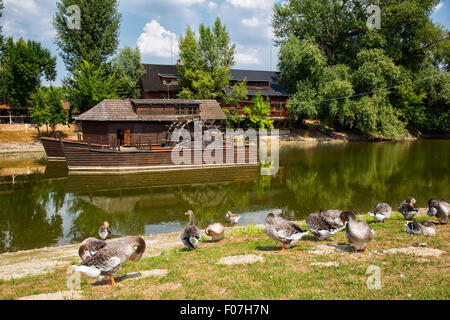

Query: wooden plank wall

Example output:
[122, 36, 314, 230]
[63, 142, 258, 169]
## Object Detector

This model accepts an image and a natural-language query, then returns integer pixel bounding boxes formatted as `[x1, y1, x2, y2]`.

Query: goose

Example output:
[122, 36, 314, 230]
[306, 209, 345, 240]
[427, 198, 449, 225]
[181, 210, 201, 249]
[340, 211, 374, 253]
[405, 221, 436, 236]
[264, 213, 308, 251]
[205, 223, 225, 242]
[398, 197, 419, 220]
[368, 203, 392, 223]
[74, 236, 146, 286]
[98, 221, 112, 240]
[226, 211, 240, 224]
[78, 237, 107, 261]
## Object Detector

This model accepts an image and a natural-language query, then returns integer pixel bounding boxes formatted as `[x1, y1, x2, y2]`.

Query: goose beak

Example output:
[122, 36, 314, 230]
[129, 257, 133, 261]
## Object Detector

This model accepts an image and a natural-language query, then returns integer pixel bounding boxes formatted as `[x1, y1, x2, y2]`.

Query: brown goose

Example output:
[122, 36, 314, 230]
[340, 211, 374, 253]
[398, 197, 418, 220]
[368, 203, 392, 223]
[226, 211, 240, 224]
[427, 198, 449, 225]
[406, 221, 436, 236]
[98, 221, 112, 240]
[181, 210, 201, 249]
[264, 213, 308, 251]
[205, 223, 225, 242]
[74, 236, 146, 286]
[78, 237, 107, 262]
[306, 209, 345, 240]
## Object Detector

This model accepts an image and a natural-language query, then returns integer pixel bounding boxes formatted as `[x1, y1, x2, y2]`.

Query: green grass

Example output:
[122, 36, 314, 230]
[0, 212, 448, 300]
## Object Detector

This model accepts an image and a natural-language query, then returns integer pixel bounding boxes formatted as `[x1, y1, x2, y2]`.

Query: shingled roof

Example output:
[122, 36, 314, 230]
[76, 99, 226, 122]
[141, 64, 291, 97]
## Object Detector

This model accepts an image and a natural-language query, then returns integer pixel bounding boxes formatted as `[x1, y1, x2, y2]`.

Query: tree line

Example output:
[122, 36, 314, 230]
[273, 0, 449, 138]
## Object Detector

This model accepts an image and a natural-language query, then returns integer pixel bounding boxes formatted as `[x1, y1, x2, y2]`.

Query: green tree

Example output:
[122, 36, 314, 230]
[112, 46, 146, 99]
[30, 86, 68, 135]
[53, 0, 122, 73]
[45, 86, 69, 133]
[178, 17, 244, 102]
[29, 95, 50, 136]
[66, 60, 121, 113]
[244, 92, 274, 129]
[0, 0, 4, 51]
[223, 108, 244, 129]
[222, 78, 248, 107]
[273, 0, 449, 138]
[0, 37, 56, 108]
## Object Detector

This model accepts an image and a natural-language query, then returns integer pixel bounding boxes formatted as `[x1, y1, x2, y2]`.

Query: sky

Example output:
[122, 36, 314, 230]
[1, 0, 449, 86]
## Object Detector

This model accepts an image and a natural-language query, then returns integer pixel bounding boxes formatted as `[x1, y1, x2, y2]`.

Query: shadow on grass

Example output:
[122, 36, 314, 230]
[328, 243, 353, 252]
[255, 245, 281, 252]
[91, 272, 142, 286]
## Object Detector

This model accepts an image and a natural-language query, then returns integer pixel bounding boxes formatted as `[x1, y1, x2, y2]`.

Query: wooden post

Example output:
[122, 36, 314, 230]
[117, 140, 120, 152]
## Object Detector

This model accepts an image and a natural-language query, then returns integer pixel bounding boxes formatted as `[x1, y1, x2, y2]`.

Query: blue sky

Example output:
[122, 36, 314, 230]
[1, 0, 449, 86]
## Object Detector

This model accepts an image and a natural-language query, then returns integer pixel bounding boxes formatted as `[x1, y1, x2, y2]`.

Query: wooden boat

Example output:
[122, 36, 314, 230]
[40, 137, 66, 160]
[58, 138, 259, 172]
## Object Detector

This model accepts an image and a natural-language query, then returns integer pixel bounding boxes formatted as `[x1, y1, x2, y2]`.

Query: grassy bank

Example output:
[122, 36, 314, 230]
[0, 212, 448, 300]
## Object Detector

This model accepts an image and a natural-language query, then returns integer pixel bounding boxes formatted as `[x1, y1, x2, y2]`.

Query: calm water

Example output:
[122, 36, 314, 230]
[0, 140, 449, 253]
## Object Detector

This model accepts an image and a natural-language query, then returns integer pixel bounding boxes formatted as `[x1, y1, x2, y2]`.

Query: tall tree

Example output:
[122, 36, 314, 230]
[177, 17, 244, 102]
[273, 0, 449, 138]
[0, 37, 56, 108]
[112, 46, 146, 99]
[0, 0, 4, 51]
[66, 60, 122, 113]
[53, 0, 122, 73]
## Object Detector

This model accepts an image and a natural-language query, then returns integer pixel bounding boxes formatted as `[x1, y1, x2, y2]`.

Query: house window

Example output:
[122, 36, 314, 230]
[257, 82, 262, 88]
[275, 103, 281, 111]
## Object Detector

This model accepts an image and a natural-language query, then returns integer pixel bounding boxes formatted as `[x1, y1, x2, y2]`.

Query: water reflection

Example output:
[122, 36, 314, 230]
[0, 140, 448, 253]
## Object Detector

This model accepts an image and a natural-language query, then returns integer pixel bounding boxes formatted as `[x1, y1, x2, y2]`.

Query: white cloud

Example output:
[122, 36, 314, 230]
[137, 20, 179, 59]
[208, 2, 218, 9]
[226, 0, 274, 10]
[235, 46, 262, 65]
[242, 17, 260, 27]
[434, 2, 444, 12]
[3, 0, 56, 40]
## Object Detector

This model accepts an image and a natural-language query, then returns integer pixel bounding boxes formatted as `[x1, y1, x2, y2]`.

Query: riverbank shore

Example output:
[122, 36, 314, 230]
[0, 209, 448, 300]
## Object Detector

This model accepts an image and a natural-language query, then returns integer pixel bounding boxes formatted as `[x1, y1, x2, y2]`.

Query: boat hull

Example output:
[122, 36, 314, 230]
[62, 140, 259, 172]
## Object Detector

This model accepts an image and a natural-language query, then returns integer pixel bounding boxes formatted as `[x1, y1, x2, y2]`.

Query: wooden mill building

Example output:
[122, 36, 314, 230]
[140, 64, 292, 123]
[76, 99, 226, 146]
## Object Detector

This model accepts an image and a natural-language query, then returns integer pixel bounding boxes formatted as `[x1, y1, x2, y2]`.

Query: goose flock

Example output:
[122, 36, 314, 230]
[73, 197, 448, 286]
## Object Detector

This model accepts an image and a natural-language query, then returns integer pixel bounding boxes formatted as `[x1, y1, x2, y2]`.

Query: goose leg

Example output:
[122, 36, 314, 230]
[110, 276, 116, 286]
[353, 248, 357, 253]
[363, 247, 368, 254]
[280, 244, 285, 252]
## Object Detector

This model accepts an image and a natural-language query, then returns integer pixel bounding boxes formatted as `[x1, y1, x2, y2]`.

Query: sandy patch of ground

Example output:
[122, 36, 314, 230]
[17, 290, 82, 300]
[125, 269, 168, 280]
[310, 262, 340, 267]
[385, 246, 444, 257]
[217, 254, 264, 265]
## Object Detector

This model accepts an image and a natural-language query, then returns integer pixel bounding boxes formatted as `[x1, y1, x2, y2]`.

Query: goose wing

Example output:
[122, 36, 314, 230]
[306, 213, 334, 230]
[273, 217, 306, 236]
[79, 238, 107, 261]
[82, 244, 123, 273]
[181, 225, 201, 248]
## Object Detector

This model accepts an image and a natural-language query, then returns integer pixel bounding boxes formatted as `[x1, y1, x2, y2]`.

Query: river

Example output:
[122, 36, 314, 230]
[0, 140, 448, 253]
